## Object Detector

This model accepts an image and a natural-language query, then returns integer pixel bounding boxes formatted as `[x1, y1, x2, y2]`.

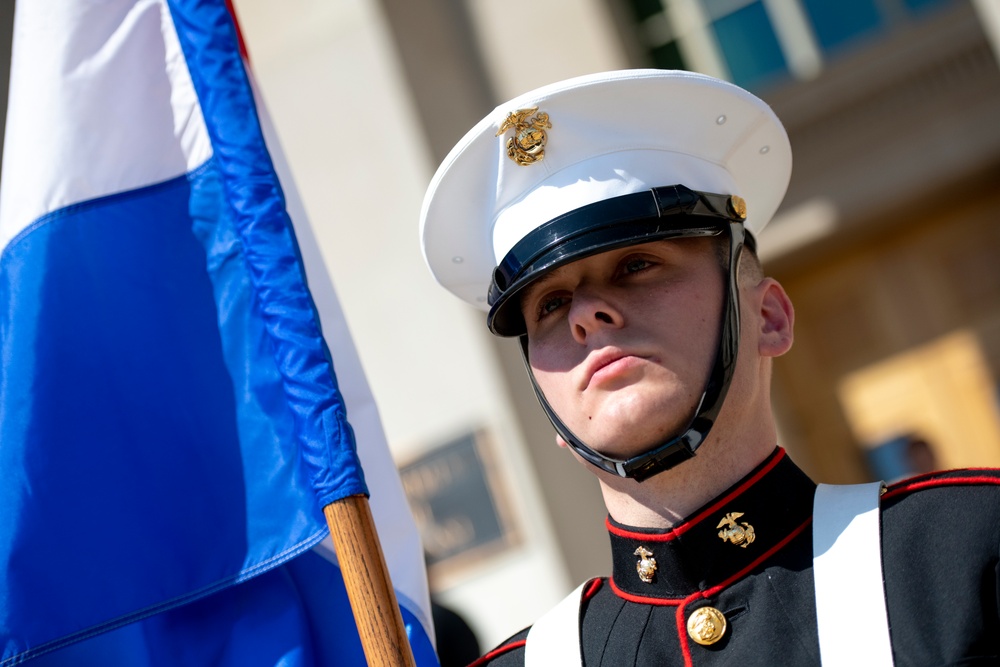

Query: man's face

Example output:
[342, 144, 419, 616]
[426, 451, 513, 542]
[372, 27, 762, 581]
[520, 238, 725, 459]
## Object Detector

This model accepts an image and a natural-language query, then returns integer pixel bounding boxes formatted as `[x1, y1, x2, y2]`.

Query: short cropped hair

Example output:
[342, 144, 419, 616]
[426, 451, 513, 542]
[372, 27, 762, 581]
[713, 235, 763, 286]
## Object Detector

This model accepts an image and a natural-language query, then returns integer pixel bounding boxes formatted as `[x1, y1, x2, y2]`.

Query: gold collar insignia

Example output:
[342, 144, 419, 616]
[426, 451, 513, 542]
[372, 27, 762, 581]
[717, 511, 755, 548]
[633, 546, 657, 583]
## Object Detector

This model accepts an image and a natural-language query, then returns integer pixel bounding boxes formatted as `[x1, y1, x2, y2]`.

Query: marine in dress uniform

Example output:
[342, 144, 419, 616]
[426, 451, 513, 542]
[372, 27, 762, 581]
[419, 70, 1000, 666]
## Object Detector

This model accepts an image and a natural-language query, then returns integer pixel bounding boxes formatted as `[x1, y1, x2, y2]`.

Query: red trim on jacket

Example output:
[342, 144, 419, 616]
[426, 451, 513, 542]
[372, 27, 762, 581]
[583, 578, 603, 601]
[469, 579, 602, 665]
[467, 639, 527, 667]
[605, 448, 787, 543]
[887, 466, 998, 487]
[608, 516, 811, 612]
[882, 473, 1000, 501]
[674, 518, 812, 667]
[608, 577, 684, 606]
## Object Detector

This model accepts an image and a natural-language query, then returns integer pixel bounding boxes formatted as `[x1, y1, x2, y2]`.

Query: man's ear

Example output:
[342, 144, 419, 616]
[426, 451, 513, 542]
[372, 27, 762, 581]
[556, 434, 569, 449]
[756, 278, 795, 358]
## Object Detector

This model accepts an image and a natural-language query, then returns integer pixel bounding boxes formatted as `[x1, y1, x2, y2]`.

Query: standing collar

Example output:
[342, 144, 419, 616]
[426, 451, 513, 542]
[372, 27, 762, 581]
[607, 448, 815, 601]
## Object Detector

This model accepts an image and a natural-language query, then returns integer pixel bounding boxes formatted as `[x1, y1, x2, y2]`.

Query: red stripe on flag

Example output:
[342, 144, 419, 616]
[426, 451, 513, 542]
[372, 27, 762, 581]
[223, 0, 250, 62]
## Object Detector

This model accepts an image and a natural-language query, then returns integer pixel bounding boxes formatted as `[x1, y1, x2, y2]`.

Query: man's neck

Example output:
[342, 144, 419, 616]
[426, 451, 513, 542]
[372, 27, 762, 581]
[598, 436, 777, 529]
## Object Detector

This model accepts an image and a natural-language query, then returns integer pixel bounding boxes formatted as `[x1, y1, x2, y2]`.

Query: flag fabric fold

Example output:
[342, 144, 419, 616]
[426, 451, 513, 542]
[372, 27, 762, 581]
[0, 0, 436, 664]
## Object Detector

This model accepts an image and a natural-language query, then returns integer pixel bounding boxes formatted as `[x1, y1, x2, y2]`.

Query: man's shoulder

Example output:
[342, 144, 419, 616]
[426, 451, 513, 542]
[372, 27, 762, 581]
[882, 467, 1000, 507]
[468, 578, 607, 666]
[467, 628, 529, 667]
[878, 468, 1000, 658]
[880, 467, 1000, 556]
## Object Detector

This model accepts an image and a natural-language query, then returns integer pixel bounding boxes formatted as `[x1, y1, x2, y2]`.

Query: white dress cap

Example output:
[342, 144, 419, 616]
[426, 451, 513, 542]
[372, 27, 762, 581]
[420, 69, 792, 311]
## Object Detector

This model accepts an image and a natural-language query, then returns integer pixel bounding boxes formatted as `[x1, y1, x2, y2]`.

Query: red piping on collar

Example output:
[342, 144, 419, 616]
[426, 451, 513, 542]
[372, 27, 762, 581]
[608, 514, 811, 608]
[606, 448, 787, 543]
[609, 577, 684, 606]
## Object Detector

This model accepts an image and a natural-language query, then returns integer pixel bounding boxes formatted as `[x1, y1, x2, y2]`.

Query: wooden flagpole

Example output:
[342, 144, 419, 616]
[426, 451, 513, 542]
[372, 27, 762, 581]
[324, 495, 418, 667]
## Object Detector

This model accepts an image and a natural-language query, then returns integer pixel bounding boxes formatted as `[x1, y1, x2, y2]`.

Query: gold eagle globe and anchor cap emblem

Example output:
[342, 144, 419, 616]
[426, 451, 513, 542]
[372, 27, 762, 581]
[633, 546, 657, 583]
[496, 107, 551, 166]
[717, 512, 755, 548]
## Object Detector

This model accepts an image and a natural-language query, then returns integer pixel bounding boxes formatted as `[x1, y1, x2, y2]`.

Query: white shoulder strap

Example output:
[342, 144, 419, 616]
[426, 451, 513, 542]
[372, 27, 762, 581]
[524, 581, 587, 667]
[812, 482, 894, 666]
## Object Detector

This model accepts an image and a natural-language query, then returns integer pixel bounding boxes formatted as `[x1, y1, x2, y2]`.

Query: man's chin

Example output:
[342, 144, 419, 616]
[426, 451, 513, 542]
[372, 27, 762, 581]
[569, 423, 689, 462]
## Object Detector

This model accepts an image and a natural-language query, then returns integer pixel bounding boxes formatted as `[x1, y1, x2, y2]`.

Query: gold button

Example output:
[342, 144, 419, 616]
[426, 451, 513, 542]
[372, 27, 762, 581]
[687, 606, 727, 646]
[728, 195, 747, 220]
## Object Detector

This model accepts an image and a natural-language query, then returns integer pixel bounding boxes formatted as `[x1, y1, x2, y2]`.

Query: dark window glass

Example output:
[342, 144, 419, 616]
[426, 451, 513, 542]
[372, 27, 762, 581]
[800, 0, 883, 51]
[651, 41, 687, 70]
[628, 0, 666, 21]
[712, 2, 788, 89]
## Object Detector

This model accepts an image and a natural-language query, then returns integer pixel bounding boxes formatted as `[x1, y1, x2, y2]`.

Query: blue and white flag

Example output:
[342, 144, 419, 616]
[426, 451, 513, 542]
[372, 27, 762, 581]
[0, 1, 436, 664]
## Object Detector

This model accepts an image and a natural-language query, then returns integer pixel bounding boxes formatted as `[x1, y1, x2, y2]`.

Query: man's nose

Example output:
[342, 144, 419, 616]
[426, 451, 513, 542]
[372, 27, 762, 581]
[568, 289, 623, 344]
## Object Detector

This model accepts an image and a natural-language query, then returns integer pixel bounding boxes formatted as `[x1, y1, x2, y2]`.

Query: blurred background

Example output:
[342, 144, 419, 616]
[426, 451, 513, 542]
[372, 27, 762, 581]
[2, 0, 999, 654]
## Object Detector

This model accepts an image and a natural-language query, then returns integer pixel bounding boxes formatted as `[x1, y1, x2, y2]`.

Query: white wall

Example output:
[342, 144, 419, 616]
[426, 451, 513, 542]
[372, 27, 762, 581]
[465, 0, 629, 100]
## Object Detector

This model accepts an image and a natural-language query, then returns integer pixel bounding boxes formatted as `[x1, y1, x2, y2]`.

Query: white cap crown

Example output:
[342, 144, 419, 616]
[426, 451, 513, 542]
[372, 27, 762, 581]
[420, 69, 792, 310]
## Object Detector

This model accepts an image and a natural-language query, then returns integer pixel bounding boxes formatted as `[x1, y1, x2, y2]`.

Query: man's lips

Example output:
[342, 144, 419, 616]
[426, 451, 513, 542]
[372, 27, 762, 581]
[581, 348, 648, 390]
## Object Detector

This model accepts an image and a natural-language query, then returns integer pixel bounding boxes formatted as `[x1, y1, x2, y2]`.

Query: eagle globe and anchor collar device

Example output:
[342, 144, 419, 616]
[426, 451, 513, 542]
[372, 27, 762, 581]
[486, 184, 752, 482]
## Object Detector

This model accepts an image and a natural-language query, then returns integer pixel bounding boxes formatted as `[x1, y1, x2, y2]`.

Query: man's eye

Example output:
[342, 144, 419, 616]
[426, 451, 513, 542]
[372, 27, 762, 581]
[622, 258, 652, 274]
[538, 295, 569, 319]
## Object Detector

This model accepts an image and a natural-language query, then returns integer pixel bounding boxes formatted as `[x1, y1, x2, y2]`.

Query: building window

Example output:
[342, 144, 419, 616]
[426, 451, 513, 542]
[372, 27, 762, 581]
[623, 0, 956, 91]
[711, 2, 789, 89]
[799, 0, 882, 52]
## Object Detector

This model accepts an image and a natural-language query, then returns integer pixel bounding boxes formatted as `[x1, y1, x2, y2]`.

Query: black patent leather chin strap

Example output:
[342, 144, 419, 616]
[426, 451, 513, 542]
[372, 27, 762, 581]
[519, 222, 746, 482]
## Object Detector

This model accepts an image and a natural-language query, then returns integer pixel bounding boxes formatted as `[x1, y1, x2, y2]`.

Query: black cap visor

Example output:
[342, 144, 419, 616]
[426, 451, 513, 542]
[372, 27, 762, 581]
[487, 185, 748, 336]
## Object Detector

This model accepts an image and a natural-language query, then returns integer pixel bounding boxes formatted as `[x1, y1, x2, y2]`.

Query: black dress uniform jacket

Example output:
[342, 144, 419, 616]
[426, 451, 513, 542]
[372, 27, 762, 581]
[470, 448, 1000, 667]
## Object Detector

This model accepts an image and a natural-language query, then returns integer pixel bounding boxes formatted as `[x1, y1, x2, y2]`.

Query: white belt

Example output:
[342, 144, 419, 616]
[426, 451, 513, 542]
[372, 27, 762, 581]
[813, 482, 894, 666]
[524, 581, 586, 666]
